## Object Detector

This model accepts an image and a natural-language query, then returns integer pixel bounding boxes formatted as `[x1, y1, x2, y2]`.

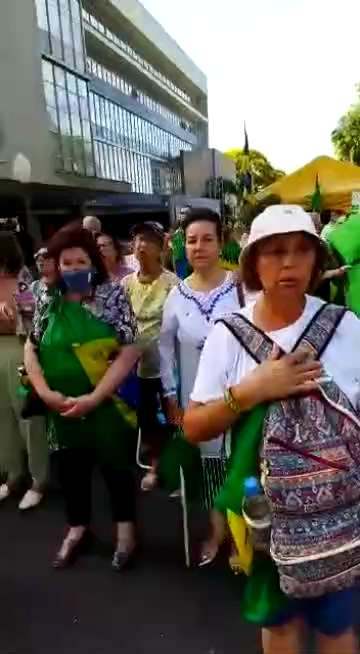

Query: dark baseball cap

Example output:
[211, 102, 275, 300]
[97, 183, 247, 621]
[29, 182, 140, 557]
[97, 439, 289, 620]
[130, 221, 165, 245]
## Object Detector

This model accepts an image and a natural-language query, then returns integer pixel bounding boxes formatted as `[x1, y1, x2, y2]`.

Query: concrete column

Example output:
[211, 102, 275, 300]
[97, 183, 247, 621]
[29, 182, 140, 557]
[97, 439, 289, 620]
[0, 0, 53, 184]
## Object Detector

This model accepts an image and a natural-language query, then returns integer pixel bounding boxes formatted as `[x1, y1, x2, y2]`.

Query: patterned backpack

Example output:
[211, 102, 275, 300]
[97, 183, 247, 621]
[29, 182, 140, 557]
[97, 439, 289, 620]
[220, 303, 360, 598]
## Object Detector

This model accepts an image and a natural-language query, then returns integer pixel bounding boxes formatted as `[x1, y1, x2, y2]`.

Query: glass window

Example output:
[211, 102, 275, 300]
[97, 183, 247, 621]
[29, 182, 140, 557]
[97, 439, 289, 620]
[61, 134, 73, 172]
[84, 141, 95, 176]
[69, 95, 81, 137]
[144, 157, 152, 194]
[137, 116, 144, 154]
[129, 113, 136, 150]
[124, 112, 131, 149]
[117, 148, 124, 181]
[119, 108, 126, 148]
[107, 146, 114, 179]
[35, 0, 49, 32]
[77, 78, 87, 98]
[105, 144, 112, 180]
[66, 72, 77, 94]
[97, 97, 103, 137]
[110, 103, 116, 143]
[47, 0, 62, 59]
[111, 105, 117, 143]
[105, 100, 111, 140]
[113, 147, 120, 181]
[112, 147, 119, 180]
[91, 95, 99, 137]
[43, 80, 56, 108]
[57, 88, 71, 134]
[97, 142, 105, 178]
[83, 90, 193, 185]
[140, 154, 147, 193]
[82, 119, 91, 141]
[60, 1, 74, 68]
[124, 150, 132, 184]
[78, 95, 89, 123]
[68, 0, 84, 72]
[72, 137, 85, 175]
[138, 116, 144, 153]
[70, 0, 81, 24]
[128, 151, 135, 189]
[72, 20, 84, 72]
[93, 140, 100, 176]
[41, 60, 97, 177]
[54, 65, 65, 88]
[42, 59, 53, 82]
[143, 120, 150, 155]
[47, 105, 59, 132]
[132, 154, 140, 192]
[156, 128, 162, 157]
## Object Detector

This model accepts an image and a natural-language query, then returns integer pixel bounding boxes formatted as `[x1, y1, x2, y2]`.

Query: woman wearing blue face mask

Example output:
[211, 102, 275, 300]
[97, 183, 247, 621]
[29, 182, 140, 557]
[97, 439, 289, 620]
[24, 226, 140, 571]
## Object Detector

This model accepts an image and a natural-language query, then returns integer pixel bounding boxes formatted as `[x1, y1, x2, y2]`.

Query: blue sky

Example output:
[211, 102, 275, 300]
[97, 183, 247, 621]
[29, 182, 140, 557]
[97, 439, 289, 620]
[141, 0, 360, 173]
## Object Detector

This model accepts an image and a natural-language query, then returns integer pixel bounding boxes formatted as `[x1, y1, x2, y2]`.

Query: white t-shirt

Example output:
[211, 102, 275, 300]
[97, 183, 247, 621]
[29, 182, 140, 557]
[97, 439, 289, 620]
[191, 295, 360, 411]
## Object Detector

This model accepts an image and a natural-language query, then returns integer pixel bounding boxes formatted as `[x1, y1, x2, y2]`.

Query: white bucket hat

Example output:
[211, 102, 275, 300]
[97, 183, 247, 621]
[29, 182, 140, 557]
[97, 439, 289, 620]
[243, 205, 319, 256]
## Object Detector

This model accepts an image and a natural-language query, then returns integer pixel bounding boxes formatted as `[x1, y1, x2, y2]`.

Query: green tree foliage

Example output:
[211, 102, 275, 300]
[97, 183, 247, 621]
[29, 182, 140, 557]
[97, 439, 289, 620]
[238, 194, 282, 228]
[332, 89, 360, 165]
[225, 148, 285, 193]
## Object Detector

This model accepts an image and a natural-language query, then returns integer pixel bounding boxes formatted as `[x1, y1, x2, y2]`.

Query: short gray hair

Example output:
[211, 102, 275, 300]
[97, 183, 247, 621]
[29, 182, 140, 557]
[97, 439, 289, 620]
[83, 215, 102, 233]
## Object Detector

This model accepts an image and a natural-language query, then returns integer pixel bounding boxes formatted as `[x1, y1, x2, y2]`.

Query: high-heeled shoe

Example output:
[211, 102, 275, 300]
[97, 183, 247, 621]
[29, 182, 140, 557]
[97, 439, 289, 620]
[52, 530, 93, 570]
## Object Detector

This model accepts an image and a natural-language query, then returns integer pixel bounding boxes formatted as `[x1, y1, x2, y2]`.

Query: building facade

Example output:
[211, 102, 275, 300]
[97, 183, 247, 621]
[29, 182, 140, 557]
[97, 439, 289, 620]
[0, 0, 208, 236]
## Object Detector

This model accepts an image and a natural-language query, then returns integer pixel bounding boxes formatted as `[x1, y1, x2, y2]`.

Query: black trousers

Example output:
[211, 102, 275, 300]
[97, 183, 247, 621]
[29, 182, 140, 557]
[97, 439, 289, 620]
[56, 448, 136, 527]
[138, 378, 170, 459]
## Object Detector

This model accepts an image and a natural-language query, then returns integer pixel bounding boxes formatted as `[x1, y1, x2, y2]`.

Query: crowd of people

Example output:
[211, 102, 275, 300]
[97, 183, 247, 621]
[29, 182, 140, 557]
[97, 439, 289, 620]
[0, 204, 359, 653]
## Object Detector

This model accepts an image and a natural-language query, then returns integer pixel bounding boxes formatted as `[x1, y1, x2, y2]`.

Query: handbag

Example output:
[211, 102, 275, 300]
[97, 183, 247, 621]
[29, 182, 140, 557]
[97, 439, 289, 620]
[17, 365, 46, 418]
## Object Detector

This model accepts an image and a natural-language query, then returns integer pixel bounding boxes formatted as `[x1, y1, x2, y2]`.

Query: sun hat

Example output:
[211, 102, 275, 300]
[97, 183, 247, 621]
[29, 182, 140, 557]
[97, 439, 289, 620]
[242, 205, 319, 257]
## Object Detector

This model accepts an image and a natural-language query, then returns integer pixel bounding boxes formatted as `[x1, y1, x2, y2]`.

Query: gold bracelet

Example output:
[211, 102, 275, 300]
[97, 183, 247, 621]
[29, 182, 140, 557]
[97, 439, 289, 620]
[224, 387, 242, 415]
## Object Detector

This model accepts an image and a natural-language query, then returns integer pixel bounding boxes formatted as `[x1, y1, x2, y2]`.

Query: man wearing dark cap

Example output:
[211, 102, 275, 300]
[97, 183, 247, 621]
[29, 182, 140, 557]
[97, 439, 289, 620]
[122, 222, 178, 491]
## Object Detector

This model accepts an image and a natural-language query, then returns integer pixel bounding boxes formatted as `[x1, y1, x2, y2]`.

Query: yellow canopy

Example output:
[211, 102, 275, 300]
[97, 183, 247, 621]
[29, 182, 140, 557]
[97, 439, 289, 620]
[258, 156, 360, 212]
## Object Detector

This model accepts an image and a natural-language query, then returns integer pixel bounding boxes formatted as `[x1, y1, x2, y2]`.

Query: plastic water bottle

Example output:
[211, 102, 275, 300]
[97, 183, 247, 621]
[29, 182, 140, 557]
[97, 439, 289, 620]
[242, 477, 271, 552]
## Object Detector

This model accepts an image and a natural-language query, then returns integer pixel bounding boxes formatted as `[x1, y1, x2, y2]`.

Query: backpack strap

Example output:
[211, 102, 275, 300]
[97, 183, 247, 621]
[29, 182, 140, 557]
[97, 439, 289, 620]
[218, 313, 275, 364]
[292, 303, 347, 359]
[232, 271, 245, 308]
[218, 303, 347, 364]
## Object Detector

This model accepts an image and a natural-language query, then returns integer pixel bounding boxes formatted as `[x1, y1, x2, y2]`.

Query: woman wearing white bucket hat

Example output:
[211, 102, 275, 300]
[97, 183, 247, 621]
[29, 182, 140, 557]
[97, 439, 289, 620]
[184, 205, 360, 654]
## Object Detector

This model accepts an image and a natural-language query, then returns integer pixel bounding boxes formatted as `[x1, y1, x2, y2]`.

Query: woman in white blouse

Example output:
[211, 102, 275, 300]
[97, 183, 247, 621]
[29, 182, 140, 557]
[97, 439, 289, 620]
[159, 208, 247, 564]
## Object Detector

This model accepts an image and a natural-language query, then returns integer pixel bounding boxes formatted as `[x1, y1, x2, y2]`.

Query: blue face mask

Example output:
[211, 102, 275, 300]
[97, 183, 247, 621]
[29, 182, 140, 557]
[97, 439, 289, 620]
[61, 269, 95, 294]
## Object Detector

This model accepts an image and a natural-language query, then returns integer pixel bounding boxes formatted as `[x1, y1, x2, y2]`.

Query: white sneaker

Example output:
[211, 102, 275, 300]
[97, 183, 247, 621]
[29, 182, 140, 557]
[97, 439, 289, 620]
[18, 489, 43, 511]
[0, 484, 10, 502]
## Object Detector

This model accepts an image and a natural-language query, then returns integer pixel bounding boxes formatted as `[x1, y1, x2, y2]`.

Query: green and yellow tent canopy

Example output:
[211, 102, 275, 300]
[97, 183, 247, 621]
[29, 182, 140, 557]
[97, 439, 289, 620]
[258, 156, 360, 213]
